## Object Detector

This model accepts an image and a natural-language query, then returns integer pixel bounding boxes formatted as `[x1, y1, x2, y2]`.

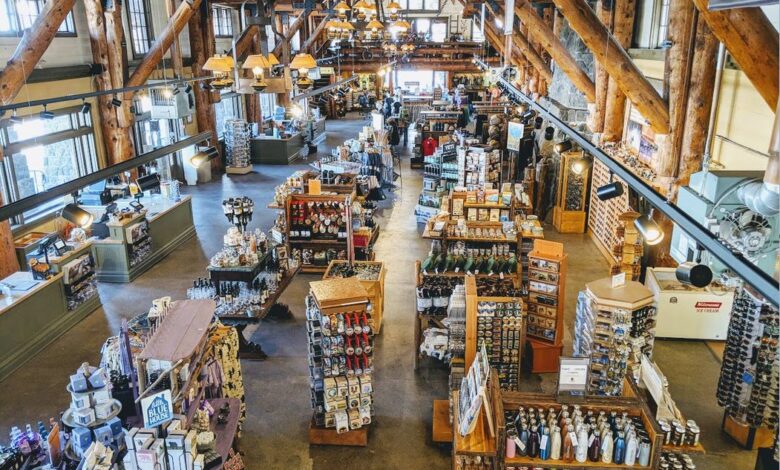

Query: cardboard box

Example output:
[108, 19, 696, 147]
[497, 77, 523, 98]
[92, 388, 112, 404]
[72, 408, 96, 427]
[125, 427, 139, 450]
[95, 402, 114, 420]
[70, 373, 88, 393]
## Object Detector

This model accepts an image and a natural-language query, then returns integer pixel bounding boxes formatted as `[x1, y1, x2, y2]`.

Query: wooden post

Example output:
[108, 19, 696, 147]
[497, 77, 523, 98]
[0, 0, 77, 104]
[188, 0, 219, 169]
[104, 1, 135, 163]
[166, 0, 184, 78]
[691, 0, 778, 109]
[302, 14, 331, 53]
[488, 4, 553, 84]
[658, 0, 697, 181]
[0, 165, 19, 276]
[591, 0, 613, 133]
[602, 0, 636, 141]
[551, 0, 669, 133]
[273, 12, 306, 59]
[127, 0, 203, 88]
[677, 20, 719, 189]
[515, 0, 596, 103]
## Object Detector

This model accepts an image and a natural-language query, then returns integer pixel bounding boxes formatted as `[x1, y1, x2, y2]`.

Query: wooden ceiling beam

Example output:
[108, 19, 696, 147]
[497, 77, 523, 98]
[691, 0, 778, 110]
[514, 0, 596, 102]
[0, 0, 77, 104]
[128, 0, 203, 87]
[272, 11, 307, 58]
[489, 3, 553, 84]
[228, 24, 261, 59]
[302, 13, 332, 53]
[551, 0, 669, 133]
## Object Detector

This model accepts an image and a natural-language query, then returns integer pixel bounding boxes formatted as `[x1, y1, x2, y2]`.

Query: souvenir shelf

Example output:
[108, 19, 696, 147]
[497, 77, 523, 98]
[573, 277, 656, 396]
[224, 118, 252, 175]
[611, 212, 643, 281]
[499, 389, 663, 469]
[43, 241, 100, 313]
[526, 240, 567, 373]
[447, 188, 514, 223]
[464, 276, 525, 391]
[517, 217, 544, 294]
[323, 260, 386, 334]
[552, 150, 590, 234]
[453, 369, 503, 470]
[460, 145, 501, 190]
[286, 193, 355, 273]
[588, 159, 632, 264]
[306, 278, 374, 446]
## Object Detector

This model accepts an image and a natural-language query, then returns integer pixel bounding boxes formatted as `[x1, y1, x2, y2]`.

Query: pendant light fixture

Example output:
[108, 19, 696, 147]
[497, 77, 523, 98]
[243, 54, 271, 92]
[387, 1, 402, 20]
[203, 54, 235, 89]
[352, 0, 369, 20]
[364, 19, 384, 40]
[334, 0, 351, 19]
[634, 208, 665, 246]
[61, 203, 94, 228]
[290, 53, 318, 89]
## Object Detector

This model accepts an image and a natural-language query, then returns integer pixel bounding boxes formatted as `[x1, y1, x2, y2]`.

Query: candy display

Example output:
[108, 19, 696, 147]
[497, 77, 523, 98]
[476, 298, 523, 390]
[222, 196, 254, 233]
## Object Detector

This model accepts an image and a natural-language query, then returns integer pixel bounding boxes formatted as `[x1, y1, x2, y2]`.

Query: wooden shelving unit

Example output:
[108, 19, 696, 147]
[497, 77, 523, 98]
[552, 150, 590, 234]
[610, 212, 643, 281]
[323, 260, 386, 334]
[526, 240, 567, 373]
[588, 159, 632, 264]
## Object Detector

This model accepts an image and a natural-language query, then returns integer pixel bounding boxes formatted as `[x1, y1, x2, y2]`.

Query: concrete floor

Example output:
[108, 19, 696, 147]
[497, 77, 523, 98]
[0, 115, 758, 469]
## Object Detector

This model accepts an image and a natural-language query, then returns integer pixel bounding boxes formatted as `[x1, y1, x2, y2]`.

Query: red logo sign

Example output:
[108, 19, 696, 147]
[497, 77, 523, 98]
[695, 301, 722, 309]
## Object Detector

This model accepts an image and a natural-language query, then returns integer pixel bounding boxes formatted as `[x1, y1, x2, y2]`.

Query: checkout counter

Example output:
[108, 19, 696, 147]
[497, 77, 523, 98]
[250, 117, 326, 165]
[89, 194, 195, 282]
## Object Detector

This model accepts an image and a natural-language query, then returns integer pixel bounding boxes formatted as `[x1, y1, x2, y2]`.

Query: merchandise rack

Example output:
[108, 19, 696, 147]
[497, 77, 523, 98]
[452, 369, 503, 470]
[464, 276, 526, 391]
[525, 240, 567, 373]
[588, 159, 631, 265]
[323, 260, 386, 334]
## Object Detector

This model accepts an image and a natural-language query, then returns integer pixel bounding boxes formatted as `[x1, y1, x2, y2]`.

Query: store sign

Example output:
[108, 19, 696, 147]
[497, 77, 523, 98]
[695, 301, 723, 313]
[141, 390, 174, 428]
[558, 357, 589, 395]
[507, 121, 524, 152]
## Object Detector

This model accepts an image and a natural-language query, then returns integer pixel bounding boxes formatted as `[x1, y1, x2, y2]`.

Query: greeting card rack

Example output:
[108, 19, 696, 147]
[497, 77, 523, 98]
[286, 192, 355, 273]
[552, 150, 590, 234]
[526, 240, 567, 373]
[306, 278, 374, 446]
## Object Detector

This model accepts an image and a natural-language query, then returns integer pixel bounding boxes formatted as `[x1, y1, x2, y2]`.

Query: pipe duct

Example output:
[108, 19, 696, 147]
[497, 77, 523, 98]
[738, 98, 780, 216]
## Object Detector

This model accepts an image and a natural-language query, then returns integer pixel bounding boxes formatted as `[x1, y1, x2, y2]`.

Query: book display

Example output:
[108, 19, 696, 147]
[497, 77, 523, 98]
[526, 240, 567, 373]
[552, 150, 590, 234]
[573, 278, 656, 396]
[306, 278, 374, 446]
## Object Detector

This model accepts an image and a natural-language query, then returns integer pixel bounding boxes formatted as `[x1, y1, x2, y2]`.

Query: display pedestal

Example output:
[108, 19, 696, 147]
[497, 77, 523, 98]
[722, 413, 775, 450]
[226, 165, 253, 175]
[527, 339, 563, 373]
[309, 418, 369, 446]
[552, 205, 587, 233]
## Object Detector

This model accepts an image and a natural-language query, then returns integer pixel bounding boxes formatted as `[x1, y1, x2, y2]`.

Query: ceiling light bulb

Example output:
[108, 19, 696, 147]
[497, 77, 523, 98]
[571, 161, 585, 175]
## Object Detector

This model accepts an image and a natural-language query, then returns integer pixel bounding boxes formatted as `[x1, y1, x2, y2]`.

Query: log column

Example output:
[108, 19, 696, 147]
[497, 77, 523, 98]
[166, 0, 185, 78]
[551, 0, 669, 133]
[188, 0, 219, 170]
[104, 1, 135, 163]
[515, 0, 596, 103]
[602, 0, 636, 141]
[677, 20, 719, 188]
[591, 0, 613, 133]
[0, 166, 18, 276]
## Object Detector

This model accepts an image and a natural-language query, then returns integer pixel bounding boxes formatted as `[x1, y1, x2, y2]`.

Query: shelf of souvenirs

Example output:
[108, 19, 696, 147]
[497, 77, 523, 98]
[600, 142, 664, 192]
[422, 219, 519, 244]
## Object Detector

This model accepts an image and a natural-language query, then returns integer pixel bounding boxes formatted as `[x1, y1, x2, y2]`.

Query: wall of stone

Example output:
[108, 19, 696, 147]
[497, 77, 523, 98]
[547, 17, 594, 111]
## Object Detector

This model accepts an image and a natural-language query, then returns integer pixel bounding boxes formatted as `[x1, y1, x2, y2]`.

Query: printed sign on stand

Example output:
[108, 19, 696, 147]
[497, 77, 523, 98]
[557, 357, 590, 396]
[141, 389, 174, 428]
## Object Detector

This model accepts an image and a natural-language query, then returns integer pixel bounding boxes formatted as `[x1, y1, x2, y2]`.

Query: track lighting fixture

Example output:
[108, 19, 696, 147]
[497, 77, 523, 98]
[40, 105, 54, 120]
[675, 262, 713, 288]
[80, 100, 91, 115]
[190, 145, 220, 168]
[184, 84, 193, 94]
[555, 139, 573, 153]
[61, 203, 93, 228]
[634, 209, 665, 246]
[172, 87, 181, 95]
[596, 172, 624, 201]
[111, 96, 122, 108]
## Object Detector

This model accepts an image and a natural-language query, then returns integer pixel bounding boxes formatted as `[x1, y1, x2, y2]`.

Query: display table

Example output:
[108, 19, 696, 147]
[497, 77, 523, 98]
[0, 271, 95, 382]
[250, 132, 305, 164]
[91, 196, 195, 282]
[41, 240, 101, 316]
[310, 117, 327, 145]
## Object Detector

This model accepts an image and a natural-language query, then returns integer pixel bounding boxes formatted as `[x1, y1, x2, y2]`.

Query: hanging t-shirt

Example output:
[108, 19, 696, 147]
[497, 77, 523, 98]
[422, 137, 438, 157]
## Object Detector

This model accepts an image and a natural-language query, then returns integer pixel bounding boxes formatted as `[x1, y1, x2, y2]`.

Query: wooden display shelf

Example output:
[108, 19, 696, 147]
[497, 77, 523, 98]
[722, 413, 775, 450]
[289, 239, 348, 246]
[552, 150, 589, 234]
[300, 264, 331, 273]
[432, 399, 453, 443]
[309, 417, 369, 446]
[504, 456, 652, 468]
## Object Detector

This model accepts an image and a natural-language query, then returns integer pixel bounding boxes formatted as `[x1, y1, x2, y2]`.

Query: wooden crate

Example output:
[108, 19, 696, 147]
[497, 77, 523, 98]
[323, 260, 386, 334]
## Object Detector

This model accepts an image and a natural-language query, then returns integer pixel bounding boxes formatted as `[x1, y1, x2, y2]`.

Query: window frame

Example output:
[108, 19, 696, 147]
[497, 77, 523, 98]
[214, 93, 246, 139]
[470, 18, 484, 43]
[399, 0, 440, 11]
[212, 6, 235, 38]
[0, 0, 77, 37]
[0, 106, 99, 228]
[126, 0, 155, 59]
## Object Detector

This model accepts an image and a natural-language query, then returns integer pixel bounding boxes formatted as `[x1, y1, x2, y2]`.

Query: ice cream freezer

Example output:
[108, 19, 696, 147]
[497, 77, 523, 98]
[645, 267, 734, 340]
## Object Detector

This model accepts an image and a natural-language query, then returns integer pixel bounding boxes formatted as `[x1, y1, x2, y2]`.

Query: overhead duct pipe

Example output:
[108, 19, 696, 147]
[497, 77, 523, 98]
[737, 98, 780, 216]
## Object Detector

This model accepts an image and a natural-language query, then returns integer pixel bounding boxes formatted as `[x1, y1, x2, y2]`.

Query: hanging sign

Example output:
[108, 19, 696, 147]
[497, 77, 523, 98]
[141, 390, 174, 428]
[507, 121, 524, 152]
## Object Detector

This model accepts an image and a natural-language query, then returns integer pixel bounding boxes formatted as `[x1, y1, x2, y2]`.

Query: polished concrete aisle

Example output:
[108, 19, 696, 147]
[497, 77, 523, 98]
[0, 116, 756, 469]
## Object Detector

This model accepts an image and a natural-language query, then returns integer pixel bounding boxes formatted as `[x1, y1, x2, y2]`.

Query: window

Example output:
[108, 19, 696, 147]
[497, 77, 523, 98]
[212, 6, 234, 38]
[127, 0, 154, 58]
[291, 30, 301, 53]
[471, 19, 484, 43]
[265, 25, 276, 52]
[260, 94, 277, 120]
[0, 0, 76, 36]
[214, 94, 245, 138]
[414, 18, 431, 38]
[132, 119, 186, 154]
[656, 0, 671, 48]
[431, 20, 447, 42]
[400, 0, 439, 11]
[0, 108, 98, 226]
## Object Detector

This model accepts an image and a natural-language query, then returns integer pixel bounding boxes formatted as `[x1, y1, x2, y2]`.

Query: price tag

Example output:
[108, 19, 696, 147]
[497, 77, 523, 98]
[499, 272, 505, 280]
[588, 434, 596, 446]
[455, 267, 460, 273]
[540, 435, 549, 449]
[514, 437, 526, 452]
[611, 272, 626, 288]
[569, 431, 578, 447]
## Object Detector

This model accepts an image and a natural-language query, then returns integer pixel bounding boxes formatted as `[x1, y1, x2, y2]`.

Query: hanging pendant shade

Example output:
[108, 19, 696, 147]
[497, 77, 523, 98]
[267, 53, 280, 66]
[366, 19, 384, 31]
[203, 54, 233, 72]
[334, 1, 351, 11]
[290, 53, 317, 70]
[243, 54, 271, 70]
